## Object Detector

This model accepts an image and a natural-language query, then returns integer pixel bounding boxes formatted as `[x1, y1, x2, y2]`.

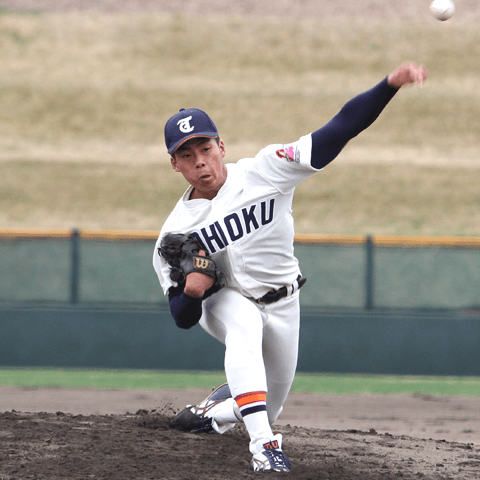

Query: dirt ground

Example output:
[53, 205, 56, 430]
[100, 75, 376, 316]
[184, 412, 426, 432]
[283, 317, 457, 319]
[1, 386, 480, 479]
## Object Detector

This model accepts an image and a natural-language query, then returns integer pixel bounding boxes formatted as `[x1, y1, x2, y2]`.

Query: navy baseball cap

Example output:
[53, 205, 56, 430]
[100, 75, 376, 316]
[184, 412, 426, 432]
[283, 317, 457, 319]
[164, 108, 219, 154]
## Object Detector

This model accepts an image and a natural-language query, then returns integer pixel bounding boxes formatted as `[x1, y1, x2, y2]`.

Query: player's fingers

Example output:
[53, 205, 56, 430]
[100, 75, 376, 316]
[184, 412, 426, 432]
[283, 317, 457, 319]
[412, 64, 427, 85]
[388, 62, 427, 89]
[418, 66, 428, 84]
[402, 64, 422, 86]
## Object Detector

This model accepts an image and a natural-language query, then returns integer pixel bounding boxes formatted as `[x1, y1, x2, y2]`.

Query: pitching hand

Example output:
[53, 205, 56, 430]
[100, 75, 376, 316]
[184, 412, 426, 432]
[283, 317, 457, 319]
[387, 62, 428, 89]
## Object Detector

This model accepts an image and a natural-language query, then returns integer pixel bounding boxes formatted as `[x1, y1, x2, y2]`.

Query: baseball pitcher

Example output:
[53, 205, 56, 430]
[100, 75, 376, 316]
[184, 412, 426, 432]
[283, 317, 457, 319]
[153, 62, 428, 472]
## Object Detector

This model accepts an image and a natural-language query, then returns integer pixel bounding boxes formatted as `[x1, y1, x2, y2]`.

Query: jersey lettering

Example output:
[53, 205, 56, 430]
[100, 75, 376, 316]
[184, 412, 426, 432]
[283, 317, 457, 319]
[196, 198, 275, 253]
[261, 199, 275, 225]
[200, 223, 227, 252]
[224, 213, 244, 241]
[215, 220, 230, 246]
[242, 205, 260, 234]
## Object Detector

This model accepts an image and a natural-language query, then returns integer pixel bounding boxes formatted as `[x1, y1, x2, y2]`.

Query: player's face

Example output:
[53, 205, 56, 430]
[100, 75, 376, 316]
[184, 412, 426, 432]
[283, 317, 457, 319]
[171, 137, 227, 200]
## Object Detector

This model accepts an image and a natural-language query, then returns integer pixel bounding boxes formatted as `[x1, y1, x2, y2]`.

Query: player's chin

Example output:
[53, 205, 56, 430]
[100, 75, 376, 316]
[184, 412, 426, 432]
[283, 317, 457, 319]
[197, 175, 221, 190]
[194, 180, 224, 199]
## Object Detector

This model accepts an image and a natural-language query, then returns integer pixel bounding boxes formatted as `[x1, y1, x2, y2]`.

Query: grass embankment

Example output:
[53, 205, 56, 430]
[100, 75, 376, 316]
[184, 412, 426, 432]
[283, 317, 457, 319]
[0, 12, 479, 234]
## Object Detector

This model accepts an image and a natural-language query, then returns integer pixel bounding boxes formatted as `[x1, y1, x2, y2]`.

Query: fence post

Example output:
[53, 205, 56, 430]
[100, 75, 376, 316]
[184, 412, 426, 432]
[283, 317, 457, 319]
[365, 235, 374, 310]
[70, 229, 80, 304]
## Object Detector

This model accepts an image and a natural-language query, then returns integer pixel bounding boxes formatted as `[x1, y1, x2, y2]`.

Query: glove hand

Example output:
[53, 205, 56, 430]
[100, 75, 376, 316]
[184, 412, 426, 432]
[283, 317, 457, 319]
[184, 250, 215, 298]
[159, 233, 227, 299]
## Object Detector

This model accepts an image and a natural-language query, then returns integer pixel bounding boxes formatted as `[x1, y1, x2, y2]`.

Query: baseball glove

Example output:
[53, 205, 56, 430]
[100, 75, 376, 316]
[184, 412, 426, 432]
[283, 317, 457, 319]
[158, 233, 226, 298]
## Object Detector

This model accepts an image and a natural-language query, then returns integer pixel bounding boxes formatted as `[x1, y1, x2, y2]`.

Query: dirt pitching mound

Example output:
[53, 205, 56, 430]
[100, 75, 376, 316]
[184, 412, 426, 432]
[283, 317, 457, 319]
[1, 408, 479, 479]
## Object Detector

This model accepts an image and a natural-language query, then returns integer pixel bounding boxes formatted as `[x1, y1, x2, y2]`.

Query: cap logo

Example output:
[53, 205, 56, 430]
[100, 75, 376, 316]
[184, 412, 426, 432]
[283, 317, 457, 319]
[177, 116, 194, 133]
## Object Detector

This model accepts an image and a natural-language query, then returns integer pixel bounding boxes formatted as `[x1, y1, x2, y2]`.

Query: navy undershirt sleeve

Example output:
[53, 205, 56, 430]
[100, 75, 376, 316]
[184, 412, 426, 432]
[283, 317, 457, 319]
[168, 290, 203, 329]
[311, 77, 399, 169]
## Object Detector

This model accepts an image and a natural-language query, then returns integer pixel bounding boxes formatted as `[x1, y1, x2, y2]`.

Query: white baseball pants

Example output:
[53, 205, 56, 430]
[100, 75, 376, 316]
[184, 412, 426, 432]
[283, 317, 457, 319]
[200, 287, 301, 424]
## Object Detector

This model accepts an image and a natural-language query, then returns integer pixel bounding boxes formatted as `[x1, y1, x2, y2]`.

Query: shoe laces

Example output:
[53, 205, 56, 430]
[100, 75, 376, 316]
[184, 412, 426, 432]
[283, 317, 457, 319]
[191, 400, 215, 418]
[263, 449, 291, 471]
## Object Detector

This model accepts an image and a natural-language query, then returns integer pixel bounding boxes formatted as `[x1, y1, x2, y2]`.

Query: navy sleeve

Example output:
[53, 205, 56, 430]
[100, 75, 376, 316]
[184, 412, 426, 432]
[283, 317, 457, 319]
[311, 77, 399, 169]
[168, 289, 203, 329]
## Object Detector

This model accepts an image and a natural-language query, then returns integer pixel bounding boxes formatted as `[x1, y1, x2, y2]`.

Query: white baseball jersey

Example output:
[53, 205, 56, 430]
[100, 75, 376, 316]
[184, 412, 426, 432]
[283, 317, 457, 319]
[153, 133, 320, 300]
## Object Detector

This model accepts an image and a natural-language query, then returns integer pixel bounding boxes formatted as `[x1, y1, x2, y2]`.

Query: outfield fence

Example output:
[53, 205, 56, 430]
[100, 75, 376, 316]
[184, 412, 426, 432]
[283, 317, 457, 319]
[1, 228, 480, 311]
[1, 228, 480, 373]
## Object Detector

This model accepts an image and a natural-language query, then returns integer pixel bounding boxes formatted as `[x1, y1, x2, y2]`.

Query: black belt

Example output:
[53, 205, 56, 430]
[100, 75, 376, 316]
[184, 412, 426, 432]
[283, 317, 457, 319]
[255, 275, 307, 305]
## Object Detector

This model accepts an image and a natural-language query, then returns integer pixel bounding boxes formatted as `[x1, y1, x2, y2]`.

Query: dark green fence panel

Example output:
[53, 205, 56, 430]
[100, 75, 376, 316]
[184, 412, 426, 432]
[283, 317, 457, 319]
[295, 243, 366, 308]
[0, 238, 71, 303]
[2, 232, 480, 310]
[374, 246, 480, 309]
[78, 240, 166, 305]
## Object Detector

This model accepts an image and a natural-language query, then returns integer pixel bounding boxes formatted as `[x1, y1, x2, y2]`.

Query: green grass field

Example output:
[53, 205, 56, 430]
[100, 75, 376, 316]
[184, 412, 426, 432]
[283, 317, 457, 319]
[0, 12, 479, 235]
[1, 368, 480, 397]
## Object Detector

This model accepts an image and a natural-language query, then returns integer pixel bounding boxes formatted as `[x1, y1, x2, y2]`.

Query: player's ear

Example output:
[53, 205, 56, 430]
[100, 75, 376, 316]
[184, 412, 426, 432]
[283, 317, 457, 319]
[219, 139, 226, 159]
[171, 155, 181, 172]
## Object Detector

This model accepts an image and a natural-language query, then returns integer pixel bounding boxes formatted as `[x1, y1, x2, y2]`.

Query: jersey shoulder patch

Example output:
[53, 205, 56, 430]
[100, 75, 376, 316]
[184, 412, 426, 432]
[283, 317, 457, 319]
[276, 144, 300, 164]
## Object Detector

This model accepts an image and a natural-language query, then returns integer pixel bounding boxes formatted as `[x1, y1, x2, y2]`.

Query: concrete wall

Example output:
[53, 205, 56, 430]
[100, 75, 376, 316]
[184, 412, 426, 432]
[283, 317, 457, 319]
[1, 306, 479, 375]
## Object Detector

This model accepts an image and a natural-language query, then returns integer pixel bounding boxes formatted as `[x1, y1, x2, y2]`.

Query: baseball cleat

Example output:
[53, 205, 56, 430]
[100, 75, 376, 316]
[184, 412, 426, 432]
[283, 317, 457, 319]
[170, 382, 232, 433]
[250, 434, 292, 473]
[169, 407, 213, 433]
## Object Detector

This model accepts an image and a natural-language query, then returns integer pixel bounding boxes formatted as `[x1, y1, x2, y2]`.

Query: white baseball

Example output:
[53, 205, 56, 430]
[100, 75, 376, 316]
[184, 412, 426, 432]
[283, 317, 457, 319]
[430, 0, 455, 21]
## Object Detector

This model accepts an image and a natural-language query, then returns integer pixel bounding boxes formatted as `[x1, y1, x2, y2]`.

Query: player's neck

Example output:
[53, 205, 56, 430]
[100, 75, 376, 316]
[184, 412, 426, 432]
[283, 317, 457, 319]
[190, 187, 219, 201]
